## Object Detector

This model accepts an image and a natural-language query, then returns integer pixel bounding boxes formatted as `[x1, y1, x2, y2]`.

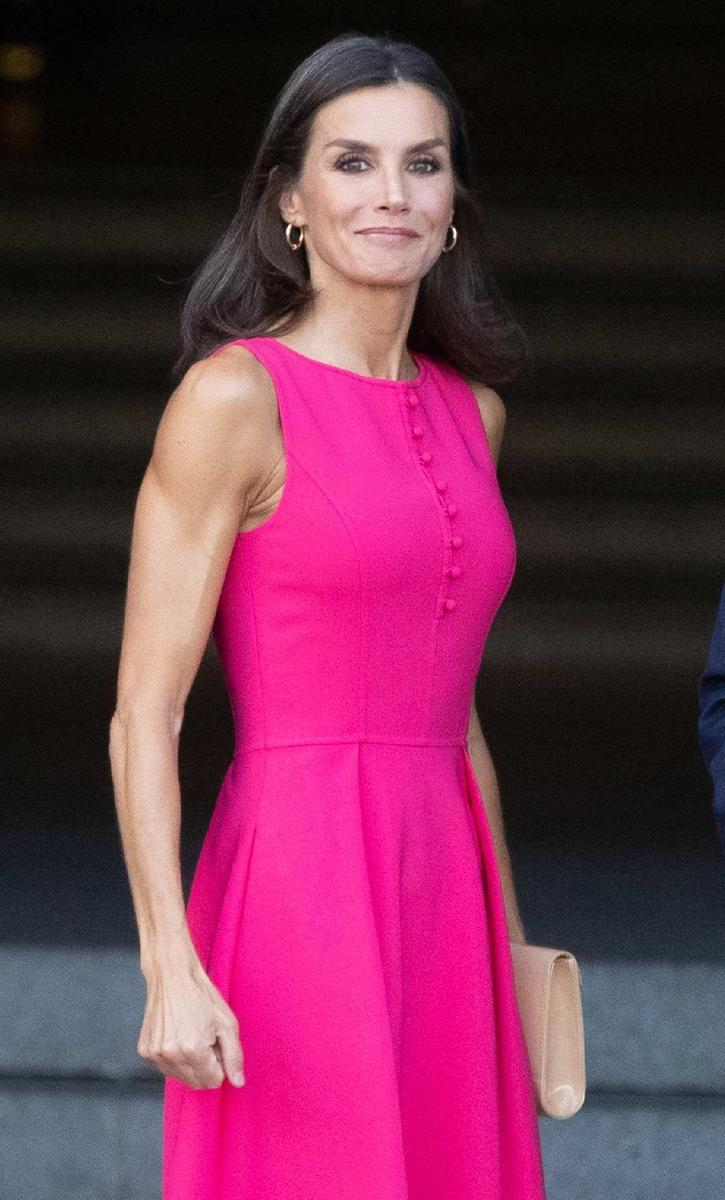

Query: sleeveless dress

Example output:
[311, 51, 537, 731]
[161, 335, 547, 1199]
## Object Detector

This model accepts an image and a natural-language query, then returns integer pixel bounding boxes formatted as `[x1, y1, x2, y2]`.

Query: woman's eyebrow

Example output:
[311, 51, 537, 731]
[323, 138, 447, 153]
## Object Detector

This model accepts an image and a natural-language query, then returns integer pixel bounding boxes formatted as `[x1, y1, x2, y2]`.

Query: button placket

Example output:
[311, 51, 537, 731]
[405, 390, 462, 618]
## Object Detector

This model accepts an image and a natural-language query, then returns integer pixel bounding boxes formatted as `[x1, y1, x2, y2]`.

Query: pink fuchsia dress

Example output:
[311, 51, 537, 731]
[161, 335, 547, 1199]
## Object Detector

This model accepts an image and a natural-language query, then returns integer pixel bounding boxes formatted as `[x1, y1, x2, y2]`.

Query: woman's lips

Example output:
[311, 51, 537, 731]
[358, 229, 419, 241]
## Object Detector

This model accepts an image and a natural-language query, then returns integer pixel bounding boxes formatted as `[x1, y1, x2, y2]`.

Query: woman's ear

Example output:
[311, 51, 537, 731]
[273, 169, 305, 228]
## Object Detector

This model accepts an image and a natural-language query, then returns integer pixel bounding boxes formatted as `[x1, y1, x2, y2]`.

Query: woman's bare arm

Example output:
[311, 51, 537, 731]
[467, 704, 528, 942]
[108, 344, 280, 1086]
[464, 378, 528, 943]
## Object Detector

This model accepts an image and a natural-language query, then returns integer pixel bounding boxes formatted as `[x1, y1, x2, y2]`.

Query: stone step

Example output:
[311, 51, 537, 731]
[1, 883, 725, 1089]
[2, 589, 715, 847]
[1, 939, 724, 1088]
[0, 584, 715, 673]
[4, 837, 723, 960]
[2, 328, 721, 406]
[2, 159, 722, 285]
[505, 399, 725, 493]
[2, 291, 721, 375]
[2, 1081, 723, 1200]
[1, 484, 720, 596]
[4, 836, 723, 1200]
[3, 392, 724, 494]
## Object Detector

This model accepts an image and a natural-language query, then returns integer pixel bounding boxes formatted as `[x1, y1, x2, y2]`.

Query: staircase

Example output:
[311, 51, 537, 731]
[2, 156, 722, 846]
[2, 139, 724, 1197]
[2, 838, 725, 1199]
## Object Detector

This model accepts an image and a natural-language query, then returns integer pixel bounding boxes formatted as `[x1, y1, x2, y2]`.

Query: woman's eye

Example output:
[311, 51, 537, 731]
[335, 155, 441, 174]
[335, 155, 366, 171]
[412, 157, 441, 173]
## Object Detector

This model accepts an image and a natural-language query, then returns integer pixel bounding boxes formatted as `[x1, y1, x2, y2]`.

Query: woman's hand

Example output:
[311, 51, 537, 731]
[137, 960, 246, 1090]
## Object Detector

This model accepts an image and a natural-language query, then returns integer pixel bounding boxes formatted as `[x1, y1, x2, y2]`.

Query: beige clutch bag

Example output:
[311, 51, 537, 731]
[508, 941, 586, 1119]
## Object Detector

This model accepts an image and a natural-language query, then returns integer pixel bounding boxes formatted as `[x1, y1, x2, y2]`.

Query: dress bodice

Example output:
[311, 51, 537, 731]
[210, 336, 517, 751]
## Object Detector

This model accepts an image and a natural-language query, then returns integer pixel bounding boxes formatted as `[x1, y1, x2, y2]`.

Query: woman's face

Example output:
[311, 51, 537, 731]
[279, 82, 456, 289]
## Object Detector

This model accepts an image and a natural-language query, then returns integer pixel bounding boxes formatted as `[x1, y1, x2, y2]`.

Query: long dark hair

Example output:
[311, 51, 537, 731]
[171, 31, 531, 390]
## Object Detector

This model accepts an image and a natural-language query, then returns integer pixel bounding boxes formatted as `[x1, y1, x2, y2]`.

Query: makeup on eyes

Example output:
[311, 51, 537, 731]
[334, 153, 442, 174]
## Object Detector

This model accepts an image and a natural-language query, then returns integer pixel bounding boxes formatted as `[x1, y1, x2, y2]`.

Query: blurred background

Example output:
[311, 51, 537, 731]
[1, 2, 724, 1197]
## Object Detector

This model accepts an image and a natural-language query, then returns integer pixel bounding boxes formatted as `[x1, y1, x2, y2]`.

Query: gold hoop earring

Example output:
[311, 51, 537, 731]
[442, 224, 458, 252]
[285, 222, 305, 250]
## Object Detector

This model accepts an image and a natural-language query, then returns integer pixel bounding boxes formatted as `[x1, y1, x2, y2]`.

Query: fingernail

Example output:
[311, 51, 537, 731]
[232, 1072, 245, 1086]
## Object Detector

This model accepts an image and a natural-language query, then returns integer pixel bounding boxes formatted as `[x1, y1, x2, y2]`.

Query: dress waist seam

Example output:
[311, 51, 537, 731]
[233, 734, 467, 755]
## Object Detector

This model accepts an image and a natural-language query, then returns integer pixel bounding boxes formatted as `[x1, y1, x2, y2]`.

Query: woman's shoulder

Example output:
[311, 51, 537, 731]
[153, 342, 282, 490]
[173, 342, 282, 441]
[429, 354, 506, 464]
[462, 375, 506, 426]
[191, 339, 277, 404]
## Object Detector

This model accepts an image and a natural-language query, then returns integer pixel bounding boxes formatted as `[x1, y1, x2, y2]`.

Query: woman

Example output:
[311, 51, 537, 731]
[109, 31, 548, 1200]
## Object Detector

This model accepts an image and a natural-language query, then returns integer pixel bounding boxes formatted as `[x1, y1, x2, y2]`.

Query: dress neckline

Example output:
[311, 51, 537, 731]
[256, 336, 427, 389]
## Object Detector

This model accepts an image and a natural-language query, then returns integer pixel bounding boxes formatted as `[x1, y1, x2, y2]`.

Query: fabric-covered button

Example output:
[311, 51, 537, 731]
[434, 479, 447, 492]
[406, 394, 419, 407]
[419, 450, 432, 464]
[450, 535, 463, 548]
[446, 503, 459, 517]
[411, 425, 424, 438]
[444, 597, 457, 611]
[448, 565, 462, 578]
